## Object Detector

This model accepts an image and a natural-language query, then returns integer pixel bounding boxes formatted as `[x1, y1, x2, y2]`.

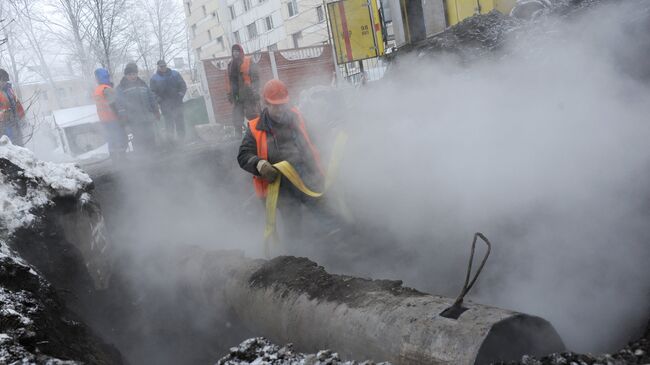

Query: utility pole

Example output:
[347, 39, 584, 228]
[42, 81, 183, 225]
[322, 0, 342, 85]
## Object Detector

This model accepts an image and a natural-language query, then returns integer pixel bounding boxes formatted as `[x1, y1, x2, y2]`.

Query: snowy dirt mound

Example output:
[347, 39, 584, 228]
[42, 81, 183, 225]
[395, 0, 612, 63]
[217, 337, 390, 365]
[0, 135, 92, 234]
[0, 136, 121, 364]
[415, 11, 522, 58]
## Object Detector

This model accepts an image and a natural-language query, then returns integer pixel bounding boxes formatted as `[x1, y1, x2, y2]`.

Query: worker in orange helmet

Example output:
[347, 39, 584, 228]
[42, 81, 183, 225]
[237, 79, 330, 246]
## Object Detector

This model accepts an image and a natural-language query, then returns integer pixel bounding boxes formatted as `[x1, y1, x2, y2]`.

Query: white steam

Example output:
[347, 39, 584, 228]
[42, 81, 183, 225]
[330, 0, 650, 353]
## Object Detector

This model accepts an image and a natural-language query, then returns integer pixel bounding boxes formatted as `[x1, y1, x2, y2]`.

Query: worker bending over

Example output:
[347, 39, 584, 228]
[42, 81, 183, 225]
[237, 79, 333, 247]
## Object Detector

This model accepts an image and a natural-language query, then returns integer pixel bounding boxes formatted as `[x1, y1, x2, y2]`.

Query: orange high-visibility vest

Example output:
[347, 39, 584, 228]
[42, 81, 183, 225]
[248, 107, 324, 198]
[93, 84, 118, 122]
[0, 87, 25, 122]
[226, 56, 252, 92]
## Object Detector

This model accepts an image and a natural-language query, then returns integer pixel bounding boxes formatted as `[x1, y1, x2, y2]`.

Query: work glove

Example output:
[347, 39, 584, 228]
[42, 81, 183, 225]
[256, 160, 279, 182]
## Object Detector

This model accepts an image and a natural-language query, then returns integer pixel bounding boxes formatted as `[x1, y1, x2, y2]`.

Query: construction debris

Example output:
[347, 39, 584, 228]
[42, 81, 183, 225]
[494, 322, 650, 365]
[217, 337, 390, 365]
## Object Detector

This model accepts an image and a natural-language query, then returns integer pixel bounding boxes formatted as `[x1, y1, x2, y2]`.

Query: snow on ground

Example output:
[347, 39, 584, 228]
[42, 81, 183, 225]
[0, 136, 91, 196]
[0, 135, 92, 235]
[0, 135, 89, 364]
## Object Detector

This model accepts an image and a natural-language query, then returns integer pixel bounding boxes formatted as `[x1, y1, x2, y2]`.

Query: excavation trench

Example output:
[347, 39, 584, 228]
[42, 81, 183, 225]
[30, 141, 563, 365]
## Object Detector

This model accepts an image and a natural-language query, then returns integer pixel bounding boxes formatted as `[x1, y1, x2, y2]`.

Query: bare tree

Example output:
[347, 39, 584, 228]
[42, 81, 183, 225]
[46, 0, 95, 82]
[0, 18, 11, 48]
[139, 0, 187, 63]
[0, 4, 19, 94]
[8, 0, 60, 107]
[127, 10, 156, 76]
[86, 0, 130, 75]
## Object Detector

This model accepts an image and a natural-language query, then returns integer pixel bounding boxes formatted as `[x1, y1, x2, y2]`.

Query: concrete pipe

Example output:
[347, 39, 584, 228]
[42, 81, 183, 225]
[220, 256, 565, 365]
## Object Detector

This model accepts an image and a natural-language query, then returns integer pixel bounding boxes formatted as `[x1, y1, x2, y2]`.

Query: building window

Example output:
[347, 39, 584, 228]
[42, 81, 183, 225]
[217, 36, 225, 51]
[292, 31, 302, 48]
[208, 29, 213, 40]
[264, 16, 273, 31]
[202, 5, 206, 16]
[317, 5, 325, 22]
[196, 47, 202, 58]
[268, 43, 278, 51]
[186, 1, 191, 14]
[212, 11, 219, 23]
[243, 0, 252, 12]
[247, 22, 258, 39]
[233, 30, 241, 44]
[191, 24, 197, 37]
[287, 0, 298, 17]
[229, 5, 236, 19]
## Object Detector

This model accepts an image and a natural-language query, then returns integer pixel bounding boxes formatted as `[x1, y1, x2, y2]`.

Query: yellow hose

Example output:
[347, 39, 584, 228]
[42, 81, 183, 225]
[263, 132, 348, 257]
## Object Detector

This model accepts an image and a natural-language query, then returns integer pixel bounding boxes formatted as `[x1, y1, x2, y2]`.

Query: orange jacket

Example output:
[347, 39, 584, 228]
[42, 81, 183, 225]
[226, 55, 253, 94]
[94, 84, 119, 122]
[247, 107, 323, 198]
[0, 86, 25, 122]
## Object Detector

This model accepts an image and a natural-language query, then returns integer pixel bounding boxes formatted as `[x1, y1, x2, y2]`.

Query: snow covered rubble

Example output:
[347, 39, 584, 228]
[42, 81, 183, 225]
[0, 136, 122, 364]
[218, 326, 649, 365]
[217, 337, 390, 365]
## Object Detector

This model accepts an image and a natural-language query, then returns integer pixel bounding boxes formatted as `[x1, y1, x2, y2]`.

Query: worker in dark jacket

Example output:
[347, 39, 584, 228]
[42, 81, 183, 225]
[228, 44, 260, 138]
[150, 60, 187, 143]
[238, 79, 327, 245]
[115, 62, 159, 154]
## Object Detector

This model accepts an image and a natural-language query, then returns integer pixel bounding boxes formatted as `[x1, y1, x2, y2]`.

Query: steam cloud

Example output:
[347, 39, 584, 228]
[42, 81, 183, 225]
[31, 0, 650, 361]
[326, 0, 650, 353]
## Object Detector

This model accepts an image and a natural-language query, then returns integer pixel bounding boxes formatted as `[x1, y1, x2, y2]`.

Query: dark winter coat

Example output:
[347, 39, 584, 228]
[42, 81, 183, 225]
[115, 77, 158, 123]
[238, 108, 322, 193]
[228, 46, 260, 102]
[149, 69, 187, 106]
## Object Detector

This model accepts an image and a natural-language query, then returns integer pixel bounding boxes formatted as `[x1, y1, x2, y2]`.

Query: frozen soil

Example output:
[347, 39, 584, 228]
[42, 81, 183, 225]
[249, 256, 425, 308]
[0, 144, 123, 364]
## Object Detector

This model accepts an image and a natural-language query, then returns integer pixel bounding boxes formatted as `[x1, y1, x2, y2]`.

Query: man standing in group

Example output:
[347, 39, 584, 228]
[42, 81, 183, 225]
[0, 69, 25, 146]
[150, 60, 187, 143]
[116, 62, 159, 154]
[227, 44, 260, 138]
[94, 68, 127, 162]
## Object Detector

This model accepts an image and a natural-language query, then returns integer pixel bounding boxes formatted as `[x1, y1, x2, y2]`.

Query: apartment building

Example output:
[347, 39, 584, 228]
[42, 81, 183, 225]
[184, 0, 329, 60]
[19, 78, 93, 118]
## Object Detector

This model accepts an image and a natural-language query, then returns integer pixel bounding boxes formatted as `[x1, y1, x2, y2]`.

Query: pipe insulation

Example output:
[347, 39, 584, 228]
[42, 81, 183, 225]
[194, 253, 565, 365]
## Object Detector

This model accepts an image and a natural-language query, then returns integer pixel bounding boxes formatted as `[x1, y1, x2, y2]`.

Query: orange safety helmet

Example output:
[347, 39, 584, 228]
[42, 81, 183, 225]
[262, 79, 290, 105]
